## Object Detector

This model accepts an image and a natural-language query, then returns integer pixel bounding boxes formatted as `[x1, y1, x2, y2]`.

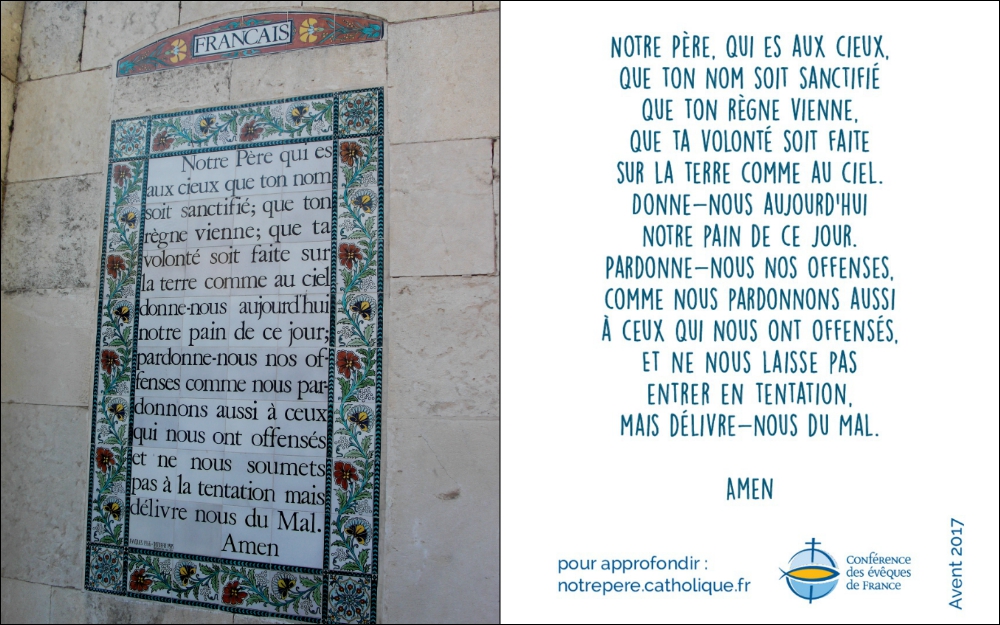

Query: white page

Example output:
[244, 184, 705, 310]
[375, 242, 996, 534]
[500, 2, 999, 622]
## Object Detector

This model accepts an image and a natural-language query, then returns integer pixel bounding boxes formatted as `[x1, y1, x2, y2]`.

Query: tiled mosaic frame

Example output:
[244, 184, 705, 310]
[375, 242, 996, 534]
[85, 89, 384, 624]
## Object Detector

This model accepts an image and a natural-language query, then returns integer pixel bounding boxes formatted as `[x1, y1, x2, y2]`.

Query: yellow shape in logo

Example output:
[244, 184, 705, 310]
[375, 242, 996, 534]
[785, 566, 838, 581]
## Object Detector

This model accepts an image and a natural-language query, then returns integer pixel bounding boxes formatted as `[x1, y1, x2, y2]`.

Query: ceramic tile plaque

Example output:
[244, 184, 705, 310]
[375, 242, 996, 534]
[86, 90, 383, 623]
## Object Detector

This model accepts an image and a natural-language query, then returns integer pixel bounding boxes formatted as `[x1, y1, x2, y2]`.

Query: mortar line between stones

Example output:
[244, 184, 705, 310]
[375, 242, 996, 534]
[4, 170, 106, 186]
[393, 416, 500, 421]
[0, 400, 91, 409]
[492, 138, 499, 276]
[389, 273, 499, 279]
[79, 3, 88, 71]
[382, 10, 488, 26]
[390, 135, 499, 147]
[16, 65, 105, 85]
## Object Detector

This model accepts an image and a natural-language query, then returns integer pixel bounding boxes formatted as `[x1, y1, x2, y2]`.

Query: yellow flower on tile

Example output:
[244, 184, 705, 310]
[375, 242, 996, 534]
[169, 39, 187, 63]
[299, 18, 322, 43]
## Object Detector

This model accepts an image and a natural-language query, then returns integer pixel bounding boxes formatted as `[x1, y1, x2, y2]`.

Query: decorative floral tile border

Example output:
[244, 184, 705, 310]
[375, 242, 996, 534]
[125, 551, 326, 620]
[118, 12, 383, 77]
[87, 89, 384, 624]
[123, 89, 381, 158]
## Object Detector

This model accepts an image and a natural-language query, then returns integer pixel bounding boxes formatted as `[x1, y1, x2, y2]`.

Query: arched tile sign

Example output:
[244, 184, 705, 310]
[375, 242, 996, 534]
[117, 12, 383, 77]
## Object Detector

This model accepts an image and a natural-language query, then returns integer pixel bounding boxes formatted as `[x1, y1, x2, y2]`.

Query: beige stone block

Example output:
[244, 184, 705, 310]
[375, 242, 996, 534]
[309, 2, 471, 22]
[1, 75, 13, 182]
[18, 1, 85, 81]
[474, 1, 500, 10]
[0, 404, 89, 589]
[385, 276, 498, 418]
[389, 139, 495, 276]
[2, 175, 104, 291]
[64, 589, 237, 623]
[1, 577, 51, 623]
[180, 1, 302, 25]
[49, 587, 84, 624]
[0, 289, 97, 406]
[381, 419, 499, 624]
[6, 70, 111, 182]
[387, 12, 498, 143]
[230, 40, 385, 102]
[1, 1, 24, 81]
[81, 1, 180, 71]
[113, 60, 230, 118]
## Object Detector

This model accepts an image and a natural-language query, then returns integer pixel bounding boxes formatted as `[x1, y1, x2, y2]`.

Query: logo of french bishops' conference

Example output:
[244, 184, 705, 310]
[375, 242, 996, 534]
[780, 538, 840, 602]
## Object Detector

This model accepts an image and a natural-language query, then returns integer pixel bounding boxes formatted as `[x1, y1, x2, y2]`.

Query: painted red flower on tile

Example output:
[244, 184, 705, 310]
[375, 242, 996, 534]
[101, 350, 121, 374]
[339, 141, 363, 166]
[337, 350, 361, 378]
[113, 164, 132, 187]
[334, 461, 359, 490]
[151, 130, 174, 152]
[339, 243, 362, 269]
[222, 581, 248, 605]
[96, 447, 116, 473]
[239, 121, 263, 142]
[106, 255, 126, 278]
[129, 568, 152, 592]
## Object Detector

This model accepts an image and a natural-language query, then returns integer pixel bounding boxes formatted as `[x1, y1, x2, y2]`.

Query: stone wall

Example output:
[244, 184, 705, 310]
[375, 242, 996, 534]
[0, 2, 499, 623]
[1, 1, 23, 215]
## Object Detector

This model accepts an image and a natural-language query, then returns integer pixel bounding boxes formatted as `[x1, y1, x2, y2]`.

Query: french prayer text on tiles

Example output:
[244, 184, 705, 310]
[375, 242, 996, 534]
[87, 90, 383, 624]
